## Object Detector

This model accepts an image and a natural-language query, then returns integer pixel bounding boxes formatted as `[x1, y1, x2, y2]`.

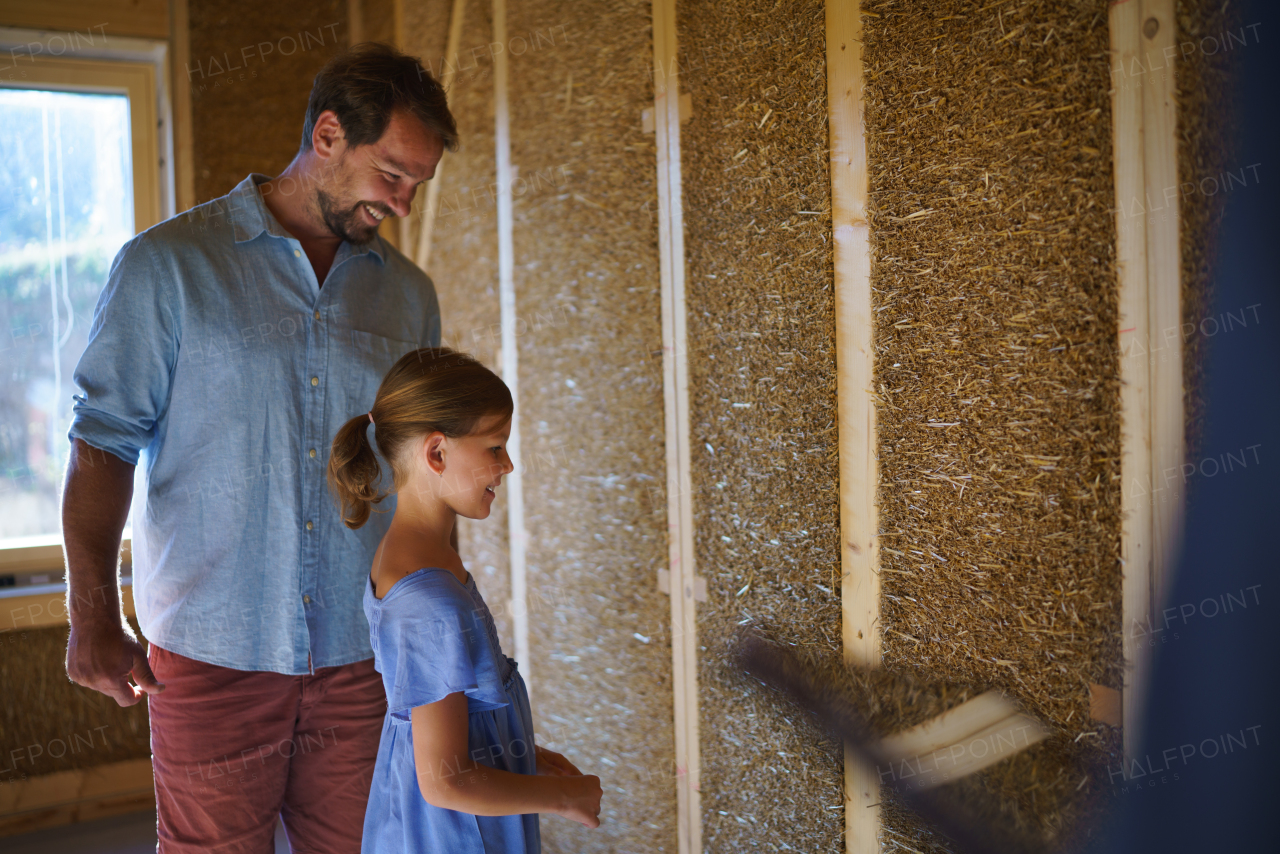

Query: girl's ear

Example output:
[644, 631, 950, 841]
[423, 432, 448, 477]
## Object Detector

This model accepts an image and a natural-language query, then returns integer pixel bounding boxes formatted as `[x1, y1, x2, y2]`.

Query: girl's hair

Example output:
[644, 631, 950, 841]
[327, 347, 512, 529]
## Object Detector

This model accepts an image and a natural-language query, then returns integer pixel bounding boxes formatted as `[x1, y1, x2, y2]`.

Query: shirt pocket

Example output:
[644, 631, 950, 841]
[336, 328, 418, 413]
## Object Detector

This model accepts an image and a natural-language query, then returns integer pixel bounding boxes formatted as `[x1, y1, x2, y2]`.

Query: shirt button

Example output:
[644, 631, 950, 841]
[305, 521, 313, 531]
[314, 310, 321, 320]
[310, 377, 319, 386]
[294, 249, 302, 258]
[309, 448, 317, 458]
[303, 594, 311, 604]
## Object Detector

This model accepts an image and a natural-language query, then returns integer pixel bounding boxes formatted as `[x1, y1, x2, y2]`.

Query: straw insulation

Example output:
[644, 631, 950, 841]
[503, 1, 678, 850]
[676, 1, 847, 850]
[0, 621, 151, 781]
[188, 0, 348, 203]
[863, 0, 1127, 848]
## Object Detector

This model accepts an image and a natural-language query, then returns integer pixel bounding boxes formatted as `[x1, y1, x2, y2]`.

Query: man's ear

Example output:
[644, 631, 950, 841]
[312, 110, 346, 161]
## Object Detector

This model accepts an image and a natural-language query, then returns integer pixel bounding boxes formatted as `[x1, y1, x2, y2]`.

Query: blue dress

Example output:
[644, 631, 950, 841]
[362, 568, 541, 853]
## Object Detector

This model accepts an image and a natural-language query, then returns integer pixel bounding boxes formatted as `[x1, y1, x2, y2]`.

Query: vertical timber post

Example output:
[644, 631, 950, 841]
[492, 0, 530, 678]
[1109, 0, 1183, 759]
[652, 0, 701, 851]
[826, 3, 880, 852]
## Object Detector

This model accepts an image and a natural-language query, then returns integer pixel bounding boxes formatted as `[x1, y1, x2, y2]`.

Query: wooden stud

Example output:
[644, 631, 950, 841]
[1109, 0, 1183, 760]
[169, 0, 194, 213]
[651, 0, 701, 850]
[1138, 0, 1183, 622]
[826, 2, 879, 851]
[347, 0, 364, 45]
[414, 0, 466, 272]
[492, 0, 528, 681]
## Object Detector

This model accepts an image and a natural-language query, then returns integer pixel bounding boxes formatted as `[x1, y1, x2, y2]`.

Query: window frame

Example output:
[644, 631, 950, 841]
[0, 28, 174, 576]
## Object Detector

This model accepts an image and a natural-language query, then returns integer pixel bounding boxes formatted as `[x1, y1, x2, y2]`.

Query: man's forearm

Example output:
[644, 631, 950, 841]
[61, 438, 135, 629]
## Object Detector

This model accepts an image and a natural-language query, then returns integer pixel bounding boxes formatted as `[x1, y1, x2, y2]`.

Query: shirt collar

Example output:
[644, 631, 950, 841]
[227, 173, 386, 264]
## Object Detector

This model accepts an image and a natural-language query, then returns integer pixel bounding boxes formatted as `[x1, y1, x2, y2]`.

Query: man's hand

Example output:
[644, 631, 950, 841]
[61, 438, 161, 706]
[535, 745, 582, 777]
[66, 620, 164, 707]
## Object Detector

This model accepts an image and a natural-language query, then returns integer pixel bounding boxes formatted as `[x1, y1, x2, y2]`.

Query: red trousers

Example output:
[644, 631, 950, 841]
[147, 644, 386, 854]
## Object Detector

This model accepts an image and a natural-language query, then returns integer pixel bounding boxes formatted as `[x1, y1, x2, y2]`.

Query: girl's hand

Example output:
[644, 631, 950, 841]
[556, 774, 603, 828]
[535, 745, 581, 776]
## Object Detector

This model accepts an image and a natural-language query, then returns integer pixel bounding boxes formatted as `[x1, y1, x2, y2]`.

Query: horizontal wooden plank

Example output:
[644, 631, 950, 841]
[0, 580, 135, 632]
[876, 691, 1017, 761]
[0, 0, 169, 40]
[0, 758, 154, 837]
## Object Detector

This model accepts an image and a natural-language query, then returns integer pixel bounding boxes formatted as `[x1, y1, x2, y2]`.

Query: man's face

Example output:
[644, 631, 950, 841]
[314, 109, 445, 245]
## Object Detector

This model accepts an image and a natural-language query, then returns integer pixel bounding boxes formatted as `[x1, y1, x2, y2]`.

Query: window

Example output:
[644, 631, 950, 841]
[0, 41, 168, 578]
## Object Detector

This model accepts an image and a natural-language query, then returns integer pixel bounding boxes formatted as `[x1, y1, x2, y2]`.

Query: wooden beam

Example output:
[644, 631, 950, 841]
[0, 759, 153, 837]
[651, 0, 700, 850]
[492, 0, 528, 680]
[826, 2, 879, 851]
[0, 580, 136, 632]
[1139, 0, 1183, 621]
[347, 0, 364, 45]
[414, 0, 466, 272]
[169, 0, 194, 213]
[0, 0, 169, 40]
[1109, 0, 1183, 760]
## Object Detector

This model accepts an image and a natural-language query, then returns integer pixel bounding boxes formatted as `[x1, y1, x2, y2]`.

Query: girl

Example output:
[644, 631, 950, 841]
[327, 347, 602, 853]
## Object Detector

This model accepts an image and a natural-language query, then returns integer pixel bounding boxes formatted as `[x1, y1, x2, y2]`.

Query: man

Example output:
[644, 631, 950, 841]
[62, 43, 456, 853]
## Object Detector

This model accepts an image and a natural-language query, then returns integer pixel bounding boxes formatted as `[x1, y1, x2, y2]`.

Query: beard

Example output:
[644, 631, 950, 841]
[316, 188, 392, 246]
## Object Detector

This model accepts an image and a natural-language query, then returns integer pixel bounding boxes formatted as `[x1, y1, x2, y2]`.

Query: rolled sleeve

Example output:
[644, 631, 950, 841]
[68, 235, 178, 466]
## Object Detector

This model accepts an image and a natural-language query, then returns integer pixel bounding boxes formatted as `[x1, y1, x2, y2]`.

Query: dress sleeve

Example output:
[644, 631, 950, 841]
[382, 585, 509, 722]
[68, 235, 179, 465]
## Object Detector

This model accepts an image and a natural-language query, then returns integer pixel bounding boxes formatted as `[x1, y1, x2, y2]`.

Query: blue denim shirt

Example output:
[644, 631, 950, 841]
[69, 174, 441, 674]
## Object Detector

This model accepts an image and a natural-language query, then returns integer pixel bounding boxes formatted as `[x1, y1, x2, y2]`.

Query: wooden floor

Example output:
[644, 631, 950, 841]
[2, 810, 289, 853]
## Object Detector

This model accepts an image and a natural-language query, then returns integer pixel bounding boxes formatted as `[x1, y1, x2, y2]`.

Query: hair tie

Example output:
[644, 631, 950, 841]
[368, 412, 375, 425]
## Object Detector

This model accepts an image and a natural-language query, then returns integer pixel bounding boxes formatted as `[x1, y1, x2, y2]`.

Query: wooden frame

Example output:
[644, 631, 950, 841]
[0, 53, 162, 231]
[1108, 0, 1183, 759]
[651, 1, 701, 850]
[0, 35, 172, 575]
[491, 0, 529, 677]
[825, 3, 880, 851]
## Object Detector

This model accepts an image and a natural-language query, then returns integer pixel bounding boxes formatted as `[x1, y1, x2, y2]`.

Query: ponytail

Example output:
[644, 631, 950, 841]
[327, 411, 387, 529]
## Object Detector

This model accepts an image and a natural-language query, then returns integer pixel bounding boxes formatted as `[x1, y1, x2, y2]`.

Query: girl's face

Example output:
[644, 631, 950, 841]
[433, 413, 514, 520]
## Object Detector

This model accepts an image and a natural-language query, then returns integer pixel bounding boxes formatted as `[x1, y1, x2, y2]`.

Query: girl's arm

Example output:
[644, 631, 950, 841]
[411, 692, 602, 827]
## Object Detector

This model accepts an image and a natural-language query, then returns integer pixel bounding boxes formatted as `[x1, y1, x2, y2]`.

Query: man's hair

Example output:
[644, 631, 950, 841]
[300, 42, 459, 154]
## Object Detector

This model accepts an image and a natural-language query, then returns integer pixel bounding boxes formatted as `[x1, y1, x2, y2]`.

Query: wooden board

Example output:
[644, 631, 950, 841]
[491, 0, 529, 679]
[652, 0, 701, 850]
[825, 2, 879, 851]
[170, 0, 195, 213]
[1109, 0, 1183, 760]
[413, 0, 465, 271]
[0, 758, 154, 837]
[0, 0, 168, 40]
[0, 581, 135, 632]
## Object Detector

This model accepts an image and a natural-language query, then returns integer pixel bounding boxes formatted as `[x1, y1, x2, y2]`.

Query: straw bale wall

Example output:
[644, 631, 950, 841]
[0, 620, 150, 782]
[506, 1, 678, 851]
[676, 1, 847, 851]
[189, 0, 349, 203]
